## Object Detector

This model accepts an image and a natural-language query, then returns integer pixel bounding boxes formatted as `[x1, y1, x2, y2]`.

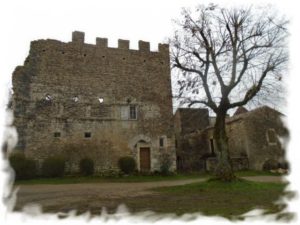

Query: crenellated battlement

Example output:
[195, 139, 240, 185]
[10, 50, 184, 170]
[71, 31, 169, 54]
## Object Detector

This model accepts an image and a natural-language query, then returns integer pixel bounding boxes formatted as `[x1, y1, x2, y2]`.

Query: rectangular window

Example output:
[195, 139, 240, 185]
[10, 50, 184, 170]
[84, 132, 91, 138]
[54, 132, 61, 138]
[129, 105, 137, 120]
[159, 137, 164, 147]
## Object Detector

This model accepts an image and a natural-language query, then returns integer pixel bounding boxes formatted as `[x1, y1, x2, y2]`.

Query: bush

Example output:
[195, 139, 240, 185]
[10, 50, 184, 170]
[160, 153, 173, 176]
[262, 159, 279, 171]
[9, 153, 37, 180]
[79, 158, 94, 176]
[42, 156, 66, 177]
[118, 156, 136, 174]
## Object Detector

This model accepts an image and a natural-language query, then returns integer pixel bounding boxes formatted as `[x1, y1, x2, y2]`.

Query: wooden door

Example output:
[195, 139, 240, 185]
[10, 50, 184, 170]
[140, 147, 150, 171]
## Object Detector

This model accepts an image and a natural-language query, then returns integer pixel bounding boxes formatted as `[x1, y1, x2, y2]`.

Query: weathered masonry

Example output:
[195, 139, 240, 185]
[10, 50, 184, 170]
[12, 31, 176, 173]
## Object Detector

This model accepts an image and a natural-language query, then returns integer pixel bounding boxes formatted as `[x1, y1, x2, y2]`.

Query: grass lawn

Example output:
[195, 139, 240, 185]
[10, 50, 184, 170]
[119, 179, 290, 220]
[14, 170, 284, 185]
[235, 170, 284, 177]
[14, 172, 208, 185]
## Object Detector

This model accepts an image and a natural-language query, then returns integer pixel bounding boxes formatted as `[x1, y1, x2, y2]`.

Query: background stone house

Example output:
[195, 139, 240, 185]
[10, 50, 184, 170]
[175, 106, 288, 171]
[12, 31, 176, 173]
[174, 108, 209, 171]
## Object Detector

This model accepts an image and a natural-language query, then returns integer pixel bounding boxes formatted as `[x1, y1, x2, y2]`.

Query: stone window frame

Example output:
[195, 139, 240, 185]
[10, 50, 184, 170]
[266, 128, 278, 146]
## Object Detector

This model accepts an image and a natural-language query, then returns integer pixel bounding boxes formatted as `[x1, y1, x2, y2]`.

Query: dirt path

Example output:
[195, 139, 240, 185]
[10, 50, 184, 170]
[242, 176, 285, 183]
[14, 178, 206, 212]
[13, 176, 285, 213]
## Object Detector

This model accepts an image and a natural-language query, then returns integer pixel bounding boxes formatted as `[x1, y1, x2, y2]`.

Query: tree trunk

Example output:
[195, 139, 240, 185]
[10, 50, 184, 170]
[213, 111, 235, 182]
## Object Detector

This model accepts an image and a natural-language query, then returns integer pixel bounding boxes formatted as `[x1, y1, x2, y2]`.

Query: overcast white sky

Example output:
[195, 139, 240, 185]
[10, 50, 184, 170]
[0, 0, 299, 223]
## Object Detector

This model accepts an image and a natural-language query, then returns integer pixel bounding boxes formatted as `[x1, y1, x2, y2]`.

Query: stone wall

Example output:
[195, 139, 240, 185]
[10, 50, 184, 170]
[205, 106, 288, 171]
[174, 108, 210, 172]
[12, 31, 176, 173]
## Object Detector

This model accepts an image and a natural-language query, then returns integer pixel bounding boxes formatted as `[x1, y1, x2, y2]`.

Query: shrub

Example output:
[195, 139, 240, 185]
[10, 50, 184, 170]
[262, 159, 279, 171]
[118, 156, 136, 174]
[9, 152, 37, 180]
[79, 158, 94, 176]
[278, 161, 289, 170]
[160, 153, 173, 175]
[42, 156, 66, 178]
[97, 169, 122, 178]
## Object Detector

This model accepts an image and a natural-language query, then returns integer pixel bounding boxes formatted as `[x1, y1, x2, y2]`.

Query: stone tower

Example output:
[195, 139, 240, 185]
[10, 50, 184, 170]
[12, 31, 176, 172]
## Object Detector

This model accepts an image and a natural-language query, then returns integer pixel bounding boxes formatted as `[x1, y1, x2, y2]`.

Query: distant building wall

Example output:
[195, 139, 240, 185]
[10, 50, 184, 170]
[174, 108, 209, 171]
[176, 106, 288, 172]
[204, 106, 288, 171]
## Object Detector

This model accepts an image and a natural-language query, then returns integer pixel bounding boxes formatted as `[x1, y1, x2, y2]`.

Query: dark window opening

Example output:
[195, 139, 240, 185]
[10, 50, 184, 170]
[84, 132, 91, 138]
[122, 57, 126, 60]
[54, 132, 61, 138]
[143, 59, 146, 63]
[98, 98, 104, 104]
[129, 105, 137, 119]
[175, 139, 178, 148]
[210, 139, 215, 155]
[45, 94, 52, 101]
[62, 51, 65, 54]
[102, 55, 106, 58]
[159, 137, 164, 147]
[83, 54, 87, 57]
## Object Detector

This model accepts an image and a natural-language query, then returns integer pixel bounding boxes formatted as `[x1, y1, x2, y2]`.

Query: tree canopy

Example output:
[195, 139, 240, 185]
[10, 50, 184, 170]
[171, 4, 288, 113]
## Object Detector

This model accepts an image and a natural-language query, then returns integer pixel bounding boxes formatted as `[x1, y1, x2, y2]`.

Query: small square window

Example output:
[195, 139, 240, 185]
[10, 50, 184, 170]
[54, 132, 61, 138]
[84, 132, 91, 138]
[129, 105, 137, 120]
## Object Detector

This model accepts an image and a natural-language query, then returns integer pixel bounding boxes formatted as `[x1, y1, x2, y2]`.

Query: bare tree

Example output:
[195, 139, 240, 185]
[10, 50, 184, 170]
[171, 4, 288, 181]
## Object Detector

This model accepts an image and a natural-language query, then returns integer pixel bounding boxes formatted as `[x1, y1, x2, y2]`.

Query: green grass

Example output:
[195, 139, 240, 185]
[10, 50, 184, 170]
[235, 170, 284, 177]
[132, 179, 288, 219]
[14, 172, 207, 185]
[14, 170, 284, 185]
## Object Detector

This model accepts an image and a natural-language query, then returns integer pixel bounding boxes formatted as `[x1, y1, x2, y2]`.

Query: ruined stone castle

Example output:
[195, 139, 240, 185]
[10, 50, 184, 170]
[12, 31, 176, 173]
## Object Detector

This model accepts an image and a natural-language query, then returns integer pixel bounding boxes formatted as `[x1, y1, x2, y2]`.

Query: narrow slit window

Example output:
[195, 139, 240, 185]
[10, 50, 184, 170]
[159, 137, 164, 147]
[54, 132, 61, 138]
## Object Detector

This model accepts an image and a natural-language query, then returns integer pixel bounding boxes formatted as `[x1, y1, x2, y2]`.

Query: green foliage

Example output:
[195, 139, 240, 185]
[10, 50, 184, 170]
[118, 156, 136, 174]
[42, 156, 66, 178]
[262, 159, 279, 171]
[9, 152, 37, 180]
[79, 158, 94, 176]
[160, 153, 173, 175]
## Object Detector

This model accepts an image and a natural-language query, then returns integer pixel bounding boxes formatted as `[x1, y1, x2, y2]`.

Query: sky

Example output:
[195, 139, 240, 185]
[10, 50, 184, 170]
[0, 0, 299, 224]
